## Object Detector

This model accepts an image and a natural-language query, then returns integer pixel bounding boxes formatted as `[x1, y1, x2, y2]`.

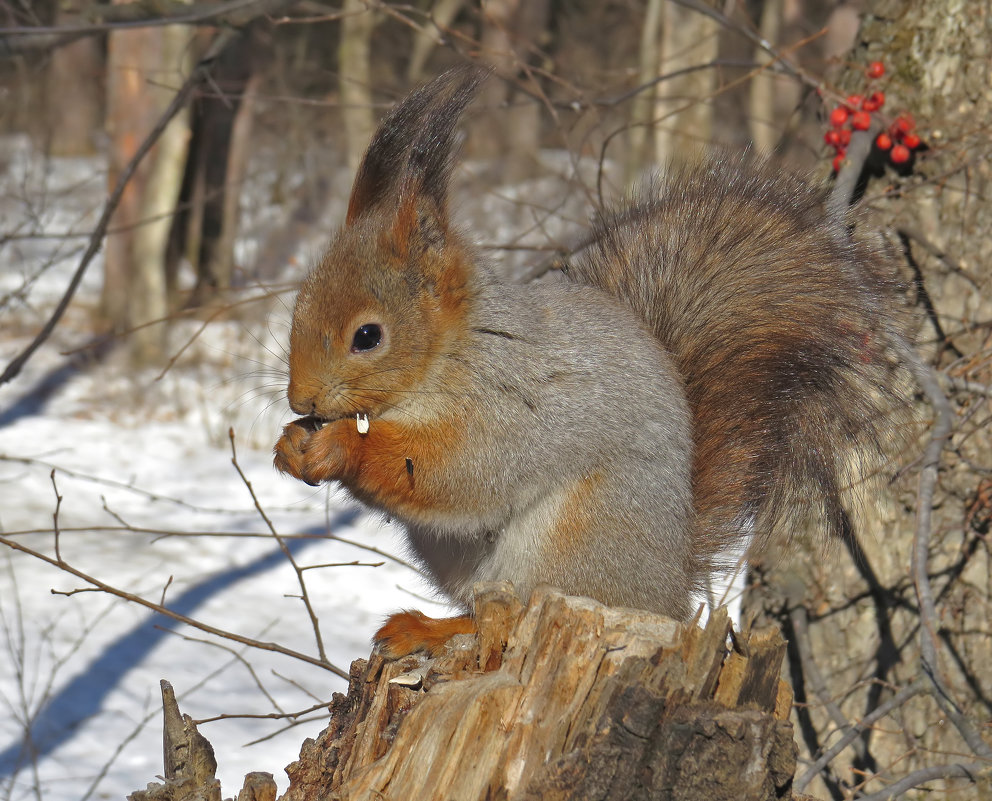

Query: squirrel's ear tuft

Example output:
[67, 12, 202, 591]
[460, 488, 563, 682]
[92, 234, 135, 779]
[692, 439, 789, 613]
[345, 65, 486, 227]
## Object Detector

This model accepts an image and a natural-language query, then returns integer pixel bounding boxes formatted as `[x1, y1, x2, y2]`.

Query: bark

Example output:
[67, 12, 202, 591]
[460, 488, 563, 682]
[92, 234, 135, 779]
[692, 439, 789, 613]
[128, 680, 222, 801]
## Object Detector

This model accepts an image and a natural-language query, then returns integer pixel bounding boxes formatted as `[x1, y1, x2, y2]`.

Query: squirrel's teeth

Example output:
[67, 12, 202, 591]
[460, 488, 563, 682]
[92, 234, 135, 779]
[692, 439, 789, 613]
[356, 413, 370, 434]
[312, 419, 323, 431]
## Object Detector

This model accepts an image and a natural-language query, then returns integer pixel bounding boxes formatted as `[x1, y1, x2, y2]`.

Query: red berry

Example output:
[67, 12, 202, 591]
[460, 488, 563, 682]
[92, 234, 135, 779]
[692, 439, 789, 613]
[829, 106, 849, 127]
[875, 132, 893, 150]
[832, 153, 845, 172]
[851, 110, 871, 131]
[891, 144, 911, 163]
[862, 91, 885, 112]
[894, 114, 915, 135]
[867, 61, 885, 79]
[846, 94, 864, 109]
[838, 128, 852, 146]
[824, 130, 841, 147]
[904, 132, 921, 149]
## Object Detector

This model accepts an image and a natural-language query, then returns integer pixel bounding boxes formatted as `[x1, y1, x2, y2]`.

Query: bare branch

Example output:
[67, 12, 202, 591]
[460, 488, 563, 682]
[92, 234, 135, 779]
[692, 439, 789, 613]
[856, 762, 991, 801]
[0, 0, 292, 58]
[0, 533, 349, 679]
[892, 332, 992, 762]
[49, 470, 63, 564]
[193, 700, 328, 725]
[795, 679, 928, 791]
[827, 128, 874, 219]
[788, 603, 869, 765]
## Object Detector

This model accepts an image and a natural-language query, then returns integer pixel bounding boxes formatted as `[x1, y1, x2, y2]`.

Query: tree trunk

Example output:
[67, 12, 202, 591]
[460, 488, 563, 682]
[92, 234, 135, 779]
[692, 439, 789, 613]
[653, 0, 719, 163]
[747, 0, 784, 153]
[103, 7, 192, 363]
[626, 0, 664, 184]
[44, 7, 104, 156]
[339, 0, 377, 173]
[130, 586, 811, 801]
[406, 0, 467, 83]
[474, 0, 551, 182]
[166, 26, 263, 305]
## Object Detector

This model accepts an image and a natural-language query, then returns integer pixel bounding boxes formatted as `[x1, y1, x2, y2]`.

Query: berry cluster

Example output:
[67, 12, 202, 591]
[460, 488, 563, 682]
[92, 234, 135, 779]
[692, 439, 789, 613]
[874, 114, 921, 165]
[824, 61, 923, 172]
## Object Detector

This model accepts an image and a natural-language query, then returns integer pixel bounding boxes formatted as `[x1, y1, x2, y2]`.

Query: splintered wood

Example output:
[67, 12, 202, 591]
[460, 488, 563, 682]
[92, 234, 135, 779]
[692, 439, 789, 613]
[281, 583, 799, 801]
[131, 585, 805, 801]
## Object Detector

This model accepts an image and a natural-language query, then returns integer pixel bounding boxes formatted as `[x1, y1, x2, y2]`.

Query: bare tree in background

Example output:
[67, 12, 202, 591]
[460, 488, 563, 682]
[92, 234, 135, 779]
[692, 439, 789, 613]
[44, 5, 103, 156]
[474, 0, 550, 182]
[167, 25, 267, 307]
[653, 0, 718, 162]
[748, 3, 992, 798]
[103, 12, 192, 363]
[339, 0, 377, 172]
[406, 0, 466, 83]
[748, 0, 784, 152]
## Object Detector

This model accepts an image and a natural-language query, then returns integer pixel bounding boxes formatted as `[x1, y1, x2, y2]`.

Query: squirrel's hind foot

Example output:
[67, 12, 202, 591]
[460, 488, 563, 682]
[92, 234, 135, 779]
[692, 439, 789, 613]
[374, 610, 476, 659]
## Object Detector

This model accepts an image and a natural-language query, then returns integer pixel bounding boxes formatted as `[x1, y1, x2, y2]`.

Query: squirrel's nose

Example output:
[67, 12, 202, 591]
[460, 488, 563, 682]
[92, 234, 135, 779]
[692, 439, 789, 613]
[286, 380, 316, 417]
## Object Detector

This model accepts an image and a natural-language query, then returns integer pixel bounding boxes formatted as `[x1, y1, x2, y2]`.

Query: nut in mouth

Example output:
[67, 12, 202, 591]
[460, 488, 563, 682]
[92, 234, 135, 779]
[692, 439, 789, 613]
[296, 413, 370, 434]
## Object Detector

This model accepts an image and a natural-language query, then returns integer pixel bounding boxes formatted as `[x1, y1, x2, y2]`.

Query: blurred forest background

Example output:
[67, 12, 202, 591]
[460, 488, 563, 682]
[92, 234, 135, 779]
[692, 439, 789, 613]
[1, 0, 990, 799]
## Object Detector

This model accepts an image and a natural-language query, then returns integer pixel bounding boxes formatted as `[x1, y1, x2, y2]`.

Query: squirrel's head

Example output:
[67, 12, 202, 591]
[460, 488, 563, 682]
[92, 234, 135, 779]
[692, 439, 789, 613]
[286, 67, 484, 426]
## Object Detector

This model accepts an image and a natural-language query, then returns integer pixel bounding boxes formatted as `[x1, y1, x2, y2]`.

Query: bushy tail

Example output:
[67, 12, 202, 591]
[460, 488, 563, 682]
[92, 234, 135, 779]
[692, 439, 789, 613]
[570, 158, 906, 567]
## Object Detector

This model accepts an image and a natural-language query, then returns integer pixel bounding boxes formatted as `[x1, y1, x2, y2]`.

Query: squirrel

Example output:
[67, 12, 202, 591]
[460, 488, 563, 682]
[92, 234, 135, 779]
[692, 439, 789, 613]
[273, 67, 904, 658]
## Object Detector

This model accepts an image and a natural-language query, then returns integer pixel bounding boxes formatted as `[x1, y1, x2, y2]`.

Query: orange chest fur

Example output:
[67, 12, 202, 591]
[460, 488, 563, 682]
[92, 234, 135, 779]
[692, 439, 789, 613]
[337, 417, 466, 516]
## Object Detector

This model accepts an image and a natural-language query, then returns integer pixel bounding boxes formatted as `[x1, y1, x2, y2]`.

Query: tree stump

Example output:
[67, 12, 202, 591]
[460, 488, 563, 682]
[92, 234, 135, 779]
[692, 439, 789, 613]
[131, 584, 815, 801]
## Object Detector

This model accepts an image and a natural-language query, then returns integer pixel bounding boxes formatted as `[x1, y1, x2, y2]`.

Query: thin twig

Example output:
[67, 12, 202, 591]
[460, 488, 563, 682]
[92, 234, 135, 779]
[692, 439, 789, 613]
[789, 604, 869, 764]
[795, 679, 928, 791]
[0, 453, 326, 515]
[941, 375, 992, 399]
[0, 0, 292, 57]
[228, 428, 328, 663]
[162, 625, 286, 714]
[49, 470, 63, 565]
[855, 762, 990, 801]
[0, 534, 348, 679]
[892, 332, 992, 761]
[194, 700, 329, 725]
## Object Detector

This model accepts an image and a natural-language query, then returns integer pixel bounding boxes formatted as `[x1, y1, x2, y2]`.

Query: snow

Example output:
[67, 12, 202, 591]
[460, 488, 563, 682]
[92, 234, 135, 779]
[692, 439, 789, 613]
[0, 136, 453, 801]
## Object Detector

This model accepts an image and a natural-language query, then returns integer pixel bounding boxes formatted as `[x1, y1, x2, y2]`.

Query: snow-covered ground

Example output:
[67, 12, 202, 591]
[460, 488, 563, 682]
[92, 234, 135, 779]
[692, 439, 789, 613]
[0, 135, 456, 801]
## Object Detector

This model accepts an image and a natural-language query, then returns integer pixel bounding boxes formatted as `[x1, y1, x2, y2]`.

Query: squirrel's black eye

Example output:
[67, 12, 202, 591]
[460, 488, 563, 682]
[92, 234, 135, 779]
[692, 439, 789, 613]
[351, 323, 382, 353]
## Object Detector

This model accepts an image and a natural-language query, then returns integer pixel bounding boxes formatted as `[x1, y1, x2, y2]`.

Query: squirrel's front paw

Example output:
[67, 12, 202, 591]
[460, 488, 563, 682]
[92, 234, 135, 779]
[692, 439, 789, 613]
[273, 418, 345, 486]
